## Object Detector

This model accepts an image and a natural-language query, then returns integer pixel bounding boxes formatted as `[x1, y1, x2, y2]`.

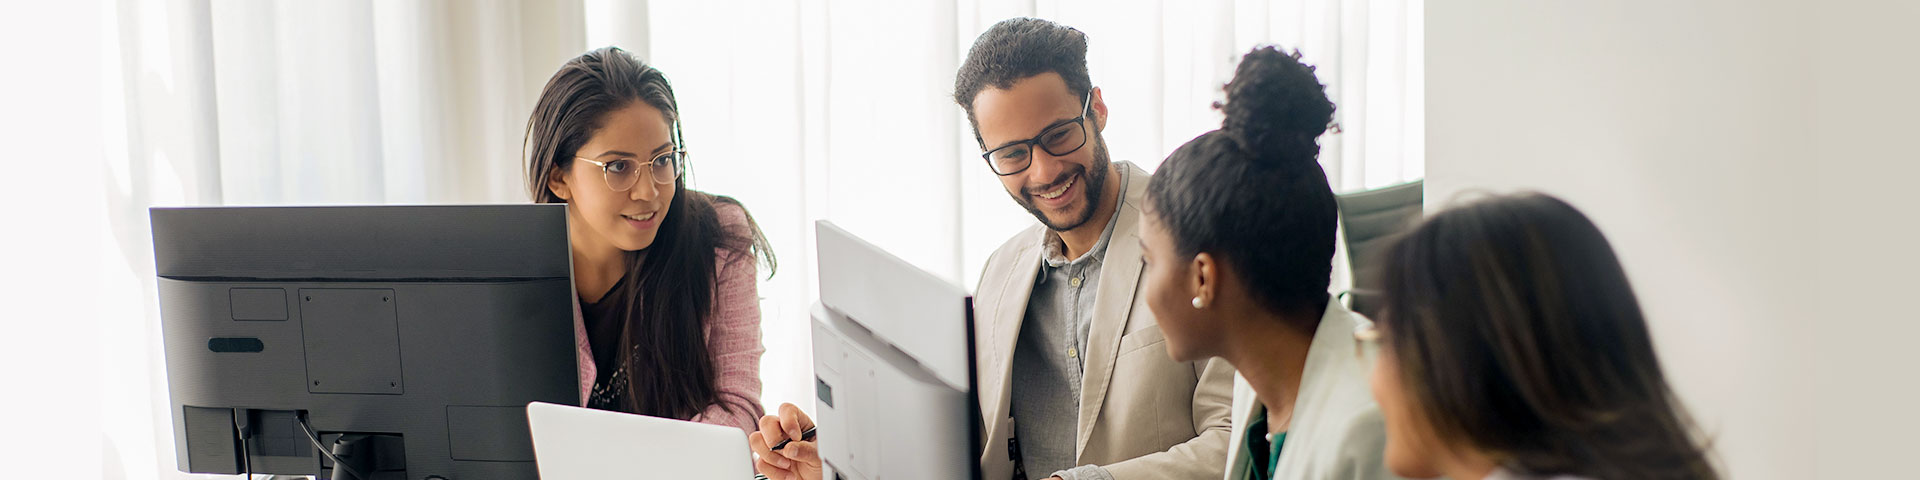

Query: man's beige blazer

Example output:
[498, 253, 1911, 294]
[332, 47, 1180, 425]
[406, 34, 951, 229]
[973, 162, 1235, 480]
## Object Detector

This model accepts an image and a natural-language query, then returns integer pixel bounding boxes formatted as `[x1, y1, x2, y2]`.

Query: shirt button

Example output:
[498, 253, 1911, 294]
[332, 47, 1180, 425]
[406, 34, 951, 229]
[1067, 347, 1078, 358]
[1069, 277, 1082, 287]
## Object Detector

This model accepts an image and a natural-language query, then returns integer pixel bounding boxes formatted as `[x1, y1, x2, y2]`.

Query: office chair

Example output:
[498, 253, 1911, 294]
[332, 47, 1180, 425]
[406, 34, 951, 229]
[1336, 179, 1423, 319]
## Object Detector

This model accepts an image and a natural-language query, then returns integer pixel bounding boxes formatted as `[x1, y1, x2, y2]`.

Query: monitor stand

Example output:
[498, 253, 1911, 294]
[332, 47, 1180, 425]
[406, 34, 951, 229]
[319, 432, 404, 480]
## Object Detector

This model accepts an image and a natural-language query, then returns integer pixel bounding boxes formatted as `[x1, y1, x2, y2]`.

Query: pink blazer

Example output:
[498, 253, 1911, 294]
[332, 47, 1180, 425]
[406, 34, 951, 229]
[571, 202, 767, 434]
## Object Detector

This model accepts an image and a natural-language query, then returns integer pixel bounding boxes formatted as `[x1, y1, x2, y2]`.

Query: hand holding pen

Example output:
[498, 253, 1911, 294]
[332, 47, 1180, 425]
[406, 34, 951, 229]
[749, 403, 823, 480]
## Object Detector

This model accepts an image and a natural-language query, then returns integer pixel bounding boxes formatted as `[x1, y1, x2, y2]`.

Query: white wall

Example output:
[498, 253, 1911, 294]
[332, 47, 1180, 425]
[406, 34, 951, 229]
[1806, 1, 1920, 476]
[1427, 1, 1919, 478]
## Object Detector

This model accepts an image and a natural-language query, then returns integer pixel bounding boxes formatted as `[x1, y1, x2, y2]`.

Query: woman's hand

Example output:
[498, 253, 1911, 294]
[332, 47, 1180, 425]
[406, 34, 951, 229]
[748, 403, 822, 480]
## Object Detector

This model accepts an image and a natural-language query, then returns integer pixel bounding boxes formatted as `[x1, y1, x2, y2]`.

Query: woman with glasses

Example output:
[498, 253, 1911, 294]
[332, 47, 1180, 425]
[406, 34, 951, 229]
[1361, 193, 1719, 480]
[1136, 46, 1402, 480]
[523, 46, 775, 434]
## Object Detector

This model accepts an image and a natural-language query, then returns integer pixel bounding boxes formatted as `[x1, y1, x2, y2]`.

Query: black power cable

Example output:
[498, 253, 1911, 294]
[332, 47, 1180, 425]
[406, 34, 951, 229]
[233, 409, 253, 480]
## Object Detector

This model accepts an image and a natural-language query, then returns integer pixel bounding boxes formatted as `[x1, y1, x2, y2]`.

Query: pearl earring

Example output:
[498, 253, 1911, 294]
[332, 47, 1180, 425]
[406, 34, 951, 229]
[1191, 297, 1205, 309]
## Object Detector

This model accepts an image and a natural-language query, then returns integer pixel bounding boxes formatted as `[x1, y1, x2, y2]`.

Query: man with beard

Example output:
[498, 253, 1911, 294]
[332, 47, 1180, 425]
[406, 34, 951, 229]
[746, 17, 1235, 480]
[957, 17, 1234, 480]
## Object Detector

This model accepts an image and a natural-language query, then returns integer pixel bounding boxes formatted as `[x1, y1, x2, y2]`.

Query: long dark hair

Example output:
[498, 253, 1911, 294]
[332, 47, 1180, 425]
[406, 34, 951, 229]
[522, 46, 774, 419]
[1377, 193, 1717, 479]
[1145, 46, 1338, 327]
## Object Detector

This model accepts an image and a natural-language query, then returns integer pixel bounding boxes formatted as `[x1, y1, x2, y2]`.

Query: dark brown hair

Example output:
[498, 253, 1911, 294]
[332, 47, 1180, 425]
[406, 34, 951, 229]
[953, 17, 1093, 147]
[523, 46, 774, 419]
[1377, 192, 1717, 479]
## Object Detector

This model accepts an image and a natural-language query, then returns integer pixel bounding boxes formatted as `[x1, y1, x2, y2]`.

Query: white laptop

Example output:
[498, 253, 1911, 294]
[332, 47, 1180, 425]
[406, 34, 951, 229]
[526, 401, 754, 479]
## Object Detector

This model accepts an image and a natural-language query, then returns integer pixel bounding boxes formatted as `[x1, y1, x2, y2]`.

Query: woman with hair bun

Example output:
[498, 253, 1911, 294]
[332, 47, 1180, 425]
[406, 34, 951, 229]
[1138, 46, 1403, 480]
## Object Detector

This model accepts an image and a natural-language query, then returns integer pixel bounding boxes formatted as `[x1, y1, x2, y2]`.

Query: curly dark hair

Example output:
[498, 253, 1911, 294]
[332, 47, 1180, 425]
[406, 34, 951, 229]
[952, 17, 1093, 147]
[1145, 46, 1338, 325]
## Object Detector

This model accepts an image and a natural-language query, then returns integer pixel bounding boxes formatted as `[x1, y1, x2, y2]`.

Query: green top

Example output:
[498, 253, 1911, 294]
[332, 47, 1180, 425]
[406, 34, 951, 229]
[1243, 406, 1288, 480]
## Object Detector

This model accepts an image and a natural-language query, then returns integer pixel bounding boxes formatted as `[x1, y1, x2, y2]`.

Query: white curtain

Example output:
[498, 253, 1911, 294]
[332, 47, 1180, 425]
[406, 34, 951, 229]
[99, 0, 1420, 477]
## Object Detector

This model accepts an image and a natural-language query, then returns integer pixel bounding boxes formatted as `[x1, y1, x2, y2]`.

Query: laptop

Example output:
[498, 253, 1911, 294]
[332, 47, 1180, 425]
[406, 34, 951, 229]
[526, 401, 754, 479]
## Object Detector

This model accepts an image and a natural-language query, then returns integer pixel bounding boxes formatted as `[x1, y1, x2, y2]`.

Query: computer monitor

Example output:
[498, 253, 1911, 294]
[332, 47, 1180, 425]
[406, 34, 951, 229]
[150, 204, 579, 479]
[809, 221, 982, 480]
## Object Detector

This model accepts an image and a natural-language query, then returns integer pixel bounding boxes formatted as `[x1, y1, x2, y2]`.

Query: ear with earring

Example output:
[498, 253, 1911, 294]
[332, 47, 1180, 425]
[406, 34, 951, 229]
[1191, 253, 1213, 310]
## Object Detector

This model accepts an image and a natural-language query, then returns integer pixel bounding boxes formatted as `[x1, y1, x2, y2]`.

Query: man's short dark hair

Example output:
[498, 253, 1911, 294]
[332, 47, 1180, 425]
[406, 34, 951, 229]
[953, 17, 1093, 146]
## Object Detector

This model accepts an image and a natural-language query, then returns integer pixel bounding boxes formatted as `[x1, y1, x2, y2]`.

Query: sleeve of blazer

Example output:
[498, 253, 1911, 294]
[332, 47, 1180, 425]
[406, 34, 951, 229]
[687, 205, 768, 434]
[1100, 356, 1237, 480]
[972, 243, 1010, 436]
[573, 301, 594, 406]
[1330, 407, 1408, 480]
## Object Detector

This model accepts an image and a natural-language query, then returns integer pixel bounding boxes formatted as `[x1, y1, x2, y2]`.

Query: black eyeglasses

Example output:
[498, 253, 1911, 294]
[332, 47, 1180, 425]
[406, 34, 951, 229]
[981, 91, 1092, 176]
[576, 149, 686, 192]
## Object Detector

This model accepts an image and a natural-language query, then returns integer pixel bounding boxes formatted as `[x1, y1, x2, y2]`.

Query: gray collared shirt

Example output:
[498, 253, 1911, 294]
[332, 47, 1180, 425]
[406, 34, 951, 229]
[1009, 165, 1131, 480]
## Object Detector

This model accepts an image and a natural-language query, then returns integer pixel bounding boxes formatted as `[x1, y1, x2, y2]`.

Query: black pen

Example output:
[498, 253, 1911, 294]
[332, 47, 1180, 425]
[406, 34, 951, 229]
[770, 427, 816, 451]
